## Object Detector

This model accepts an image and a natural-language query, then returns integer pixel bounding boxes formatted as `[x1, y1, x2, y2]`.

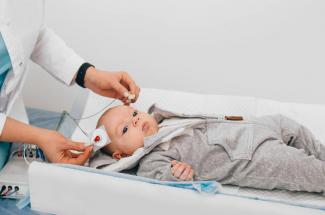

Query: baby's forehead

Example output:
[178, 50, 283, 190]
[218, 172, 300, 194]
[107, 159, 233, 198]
[102, 105, 133, 122]
[111, 105, 133, 114]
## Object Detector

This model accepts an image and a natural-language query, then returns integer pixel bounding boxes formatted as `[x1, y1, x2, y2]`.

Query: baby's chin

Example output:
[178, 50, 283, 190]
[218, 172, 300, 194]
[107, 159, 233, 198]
[144, 121, 159, 136]
[127, 146, 144, 156]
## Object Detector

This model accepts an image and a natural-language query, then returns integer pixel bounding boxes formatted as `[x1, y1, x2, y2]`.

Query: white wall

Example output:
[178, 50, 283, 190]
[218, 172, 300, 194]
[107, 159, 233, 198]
[23, 0, 325, 112]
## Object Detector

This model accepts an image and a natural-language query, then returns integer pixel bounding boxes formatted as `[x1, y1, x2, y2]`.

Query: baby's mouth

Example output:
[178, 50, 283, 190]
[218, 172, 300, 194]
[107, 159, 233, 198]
[142, 122, 149, 133]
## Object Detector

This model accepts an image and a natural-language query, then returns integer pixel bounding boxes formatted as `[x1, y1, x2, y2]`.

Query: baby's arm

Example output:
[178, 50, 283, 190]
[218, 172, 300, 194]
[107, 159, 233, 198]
[137, 150, 193, 181]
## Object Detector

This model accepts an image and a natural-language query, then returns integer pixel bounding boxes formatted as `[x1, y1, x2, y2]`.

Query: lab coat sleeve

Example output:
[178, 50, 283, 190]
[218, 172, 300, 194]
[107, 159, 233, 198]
[30, 26, 85, 85]
[0, 113, 7, 136]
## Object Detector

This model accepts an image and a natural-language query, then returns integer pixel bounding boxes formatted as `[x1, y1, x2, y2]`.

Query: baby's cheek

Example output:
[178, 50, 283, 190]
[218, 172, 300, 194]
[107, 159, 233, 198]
[124, 136, 144, 155]
[134, 136, 144, 148]
[135, 138, 145, 152]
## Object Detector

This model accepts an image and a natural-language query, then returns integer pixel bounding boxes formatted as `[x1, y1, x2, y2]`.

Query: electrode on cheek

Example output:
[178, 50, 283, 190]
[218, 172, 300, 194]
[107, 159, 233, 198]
[69, 126, 112, 155]
[64, 98, 117, 155]
[88, 125, 111, 152]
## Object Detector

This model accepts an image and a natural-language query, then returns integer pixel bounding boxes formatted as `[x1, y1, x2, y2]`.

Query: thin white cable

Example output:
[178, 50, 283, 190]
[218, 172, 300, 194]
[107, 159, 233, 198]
[23, 145, 30, 165]
[65, 99, 118, 138]
[70, 99, 118, 120]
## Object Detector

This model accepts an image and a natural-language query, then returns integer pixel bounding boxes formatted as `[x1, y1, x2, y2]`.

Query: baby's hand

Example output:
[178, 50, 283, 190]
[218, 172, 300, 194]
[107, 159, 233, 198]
[171, 160, 194, 181]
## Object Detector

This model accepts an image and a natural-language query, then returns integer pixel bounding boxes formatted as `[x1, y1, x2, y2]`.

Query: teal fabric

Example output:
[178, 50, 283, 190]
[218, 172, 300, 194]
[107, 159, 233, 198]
[58, 164, 221, 194]
[0, 32, 11, 89]
[0, 32, 13, 170]
[0, 142, 11, 169]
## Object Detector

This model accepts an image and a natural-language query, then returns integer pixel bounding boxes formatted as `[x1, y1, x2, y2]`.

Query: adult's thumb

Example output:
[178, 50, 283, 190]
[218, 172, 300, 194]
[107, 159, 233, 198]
[68, 141, 87, 151]
[72, 146, 93, 165]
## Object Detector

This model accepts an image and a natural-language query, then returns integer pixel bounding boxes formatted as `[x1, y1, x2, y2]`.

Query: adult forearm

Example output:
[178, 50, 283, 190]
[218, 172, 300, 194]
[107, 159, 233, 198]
[0, 117, 93, 165]
[0, 117, 43, 146]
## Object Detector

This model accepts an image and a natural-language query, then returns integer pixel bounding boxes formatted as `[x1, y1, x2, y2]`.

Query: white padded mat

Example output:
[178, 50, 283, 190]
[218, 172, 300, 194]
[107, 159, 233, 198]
[70, 88, 325, 210]
[222, 185, 325, 210]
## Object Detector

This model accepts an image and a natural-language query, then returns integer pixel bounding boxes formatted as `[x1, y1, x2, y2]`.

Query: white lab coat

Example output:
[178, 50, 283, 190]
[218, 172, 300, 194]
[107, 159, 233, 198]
[0, 0, 85, 135]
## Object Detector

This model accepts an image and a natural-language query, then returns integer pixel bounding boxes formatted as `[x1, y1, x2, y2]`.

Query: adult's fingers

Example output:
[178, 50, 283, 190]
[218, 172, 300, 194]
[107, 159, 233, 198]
[65, 141, 87, 151]
[68, 146, 93, 165]
[66, 150, 79, 158]
[136, 86, 141, 100]
[120, 73, 140, 103]
[111, 75, 130, 99]
[121, 72, 137, 94]
[122, 97, 130, 105]
[132, 86, 141, 103]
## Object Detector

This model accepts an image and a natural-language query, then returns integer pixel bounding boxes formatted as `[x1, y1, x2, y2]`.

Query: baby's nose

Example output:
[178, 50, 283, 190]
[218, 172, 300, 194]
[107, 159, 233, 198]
[132, 117, 140, 126]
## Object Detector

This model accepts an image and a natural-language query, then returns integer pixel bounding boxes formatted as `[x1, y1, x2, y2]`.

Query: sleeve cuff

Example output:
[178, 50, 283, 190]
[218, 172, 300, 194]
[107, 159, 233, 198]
[31, 26, 85, 86]
[62, 54, 85, 86]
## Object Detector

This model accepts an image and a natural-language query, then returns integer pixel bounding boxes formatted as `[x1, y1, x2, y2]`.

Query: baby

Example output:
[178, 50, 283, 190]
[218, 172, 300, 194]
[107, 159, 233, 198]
[98, 104, 325, 195]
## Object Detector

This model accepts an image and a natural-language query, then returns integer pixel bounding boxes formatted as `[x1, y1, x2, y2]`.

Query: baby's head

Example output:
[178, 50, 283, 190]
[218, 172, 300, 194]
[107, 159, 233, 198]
[97, 105, 158, 160]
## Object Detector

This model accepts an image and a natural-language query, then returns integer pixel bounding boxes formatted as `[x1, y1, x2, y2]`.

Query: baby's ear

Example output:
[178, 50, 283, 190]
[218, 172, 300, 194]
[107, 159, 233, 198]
[112, 151, 122, 160]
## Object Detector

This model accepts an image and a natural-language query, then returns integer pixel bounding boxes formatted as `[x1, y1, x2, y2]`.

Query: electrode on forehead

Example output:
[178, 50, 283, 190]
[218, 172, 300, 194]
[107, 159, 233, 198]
[124, 92, 135, 102]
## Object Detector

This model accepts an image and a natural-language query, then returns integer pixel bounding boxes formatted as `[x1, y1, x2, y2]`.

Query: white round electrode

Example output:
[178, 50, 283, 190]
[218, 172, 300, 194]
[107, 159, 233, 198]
[91, 126, 110, 148]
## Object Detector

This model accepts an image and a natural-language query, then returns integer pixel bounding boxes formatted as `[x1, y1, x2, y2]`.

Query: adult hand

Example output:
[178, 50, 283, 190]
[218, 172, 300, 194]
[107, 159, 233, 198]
[36, 129, 93, 165]
[84, 67, 140, 104]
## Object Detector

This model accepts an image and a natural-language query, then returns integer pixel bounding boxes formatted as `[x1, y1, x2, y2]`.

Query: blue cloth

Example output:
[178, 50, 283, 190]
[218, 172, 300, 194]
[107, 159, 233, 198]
[58, 164, 221, 194]
[0, 33, 13, 170]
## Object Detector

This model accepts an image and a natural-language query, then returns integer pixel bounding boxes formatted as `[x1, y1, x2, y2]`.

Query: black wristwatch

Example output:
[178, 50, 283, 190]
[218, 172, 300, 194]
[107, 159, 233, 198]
[75, 62, 95, 88]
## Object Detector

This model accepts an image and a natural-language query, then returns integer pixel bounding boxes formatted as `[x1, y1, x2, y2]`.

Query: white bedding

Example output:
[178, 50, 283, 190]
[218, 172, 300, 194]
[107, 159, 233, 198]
[71, 88, 325, 144]
[29, 88, 325, 214]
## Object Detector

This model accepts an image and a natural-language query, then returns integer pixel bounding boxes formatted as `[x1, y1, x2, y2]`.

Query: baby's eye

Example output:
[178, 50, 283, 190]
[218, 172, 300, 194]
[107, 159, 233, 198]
[133, 111, 138, 117]
[122, 126, 128, 134]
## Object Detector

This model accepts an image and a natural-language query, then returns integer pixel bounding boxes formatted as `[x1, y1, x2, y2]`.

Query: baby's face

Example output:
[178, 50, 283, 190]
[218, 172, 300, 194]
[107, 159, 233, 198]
[100, 105, 158, 158]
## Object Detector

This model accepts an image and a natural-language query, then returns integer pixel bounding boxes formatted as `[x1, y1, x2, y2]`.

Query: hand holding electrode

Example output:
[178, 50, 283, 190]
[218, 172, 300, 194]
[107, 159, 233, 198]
[83, 66, 140, 105]
[20, 63, 139, 165]
[36, 129, 93, 165]
[171, 160, 194, 181]
[36, 66, 138, 164]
